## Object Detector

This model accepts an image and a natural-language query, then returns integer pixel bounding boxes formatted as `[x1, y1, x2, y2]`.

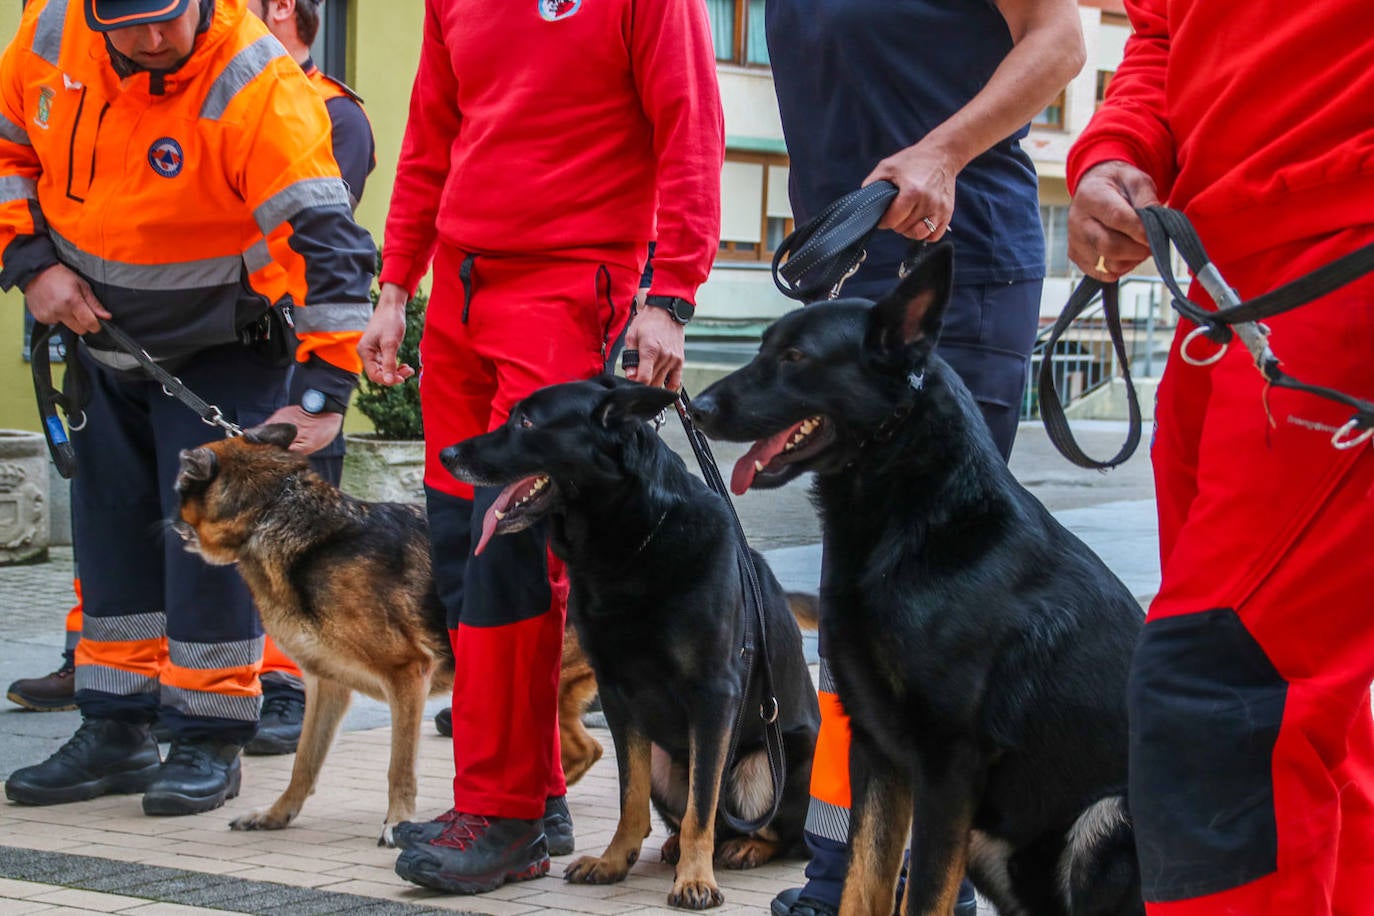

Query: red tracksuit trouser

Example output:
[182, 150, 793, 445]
[420, 243, 638, 820]
[1132, 226, 1374, 914]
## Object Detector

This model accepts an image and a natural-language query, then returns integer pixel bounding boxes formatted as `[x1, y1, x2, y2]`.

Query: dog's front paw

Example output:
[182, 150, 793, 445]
[564, 852, 634, 885]
[660, 833, 681, 864]
[668, 877, 724, 910]
[229, 807, 294, 831]
[715, 836, 778, 870]
[378, 822, 397, 848]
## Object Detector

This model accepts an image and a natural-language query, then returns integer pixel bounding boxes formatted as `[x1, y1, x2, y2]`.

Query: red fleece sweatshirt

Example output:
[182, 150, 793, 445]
[381, 0, 724, 302]
[1068, 0, 1374, 267]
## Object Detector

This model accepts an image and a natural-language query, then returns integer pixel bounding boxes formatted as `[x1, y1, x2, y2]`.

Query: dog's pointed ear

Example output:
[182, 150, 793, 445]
[175, 447, 218, 492]
[596, 383, 679, 428]
[243, 423, 296, 449]
[865, 242, 954, 358]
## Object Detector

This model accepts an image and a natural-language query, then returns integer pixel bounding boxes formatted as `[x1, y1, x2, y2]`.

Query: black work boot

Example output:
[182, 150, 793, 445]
[6, 658, 77, 711]
[394, 812, 549, 894]
[245, 687, 305, 756]
[435, 706, 452, 737]
[542, 795, 575, 856]
[142, 739, 243, 816]
[395, 797, 574, 855]
[5, 718, 161, 805]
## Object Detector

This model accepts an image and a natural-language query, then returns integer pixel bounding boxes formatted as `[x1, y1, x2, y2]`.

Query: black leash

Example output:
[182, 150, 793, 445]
[1040, 207, 1374, 468]
[31, 318, 244, 479]
[772, 181, 900, 302]
[672, 384, 787, 835]
[29, 322, 80, 479]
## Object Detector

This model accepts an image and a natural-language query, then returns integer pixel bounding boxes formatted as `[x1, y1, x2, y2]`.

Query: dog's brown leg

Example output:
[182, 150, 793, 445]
[839, 737, 912, 916]
[668, 712, 730, 909]
[565, 722, 652, 885]
[558, 633, 603, 786]
[900, 744, 982, 916]
[229, 674, 352, 834]
[378, 661, 432, 847]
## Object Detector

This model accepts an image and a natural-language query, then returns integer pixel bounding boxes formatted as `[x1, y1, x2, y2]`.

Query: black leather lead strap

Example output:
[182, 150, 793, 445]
[772, 181, 900, 302]
[1037, 279, 1143, 470]
[673, 388, 786, 835]
[29, 321, 79, 479]
[1040, 206, 1374, 467]
[94, 319, 244, 438]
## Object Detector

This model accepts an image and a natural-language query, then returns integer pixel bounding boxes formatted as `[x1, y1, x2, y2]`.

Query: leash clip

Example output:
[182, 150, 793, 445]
[827, 251, 866, 300]
[203, 406, 243, 438]
[760, 695, 779, 725]
[1331, 418, 1374, 451]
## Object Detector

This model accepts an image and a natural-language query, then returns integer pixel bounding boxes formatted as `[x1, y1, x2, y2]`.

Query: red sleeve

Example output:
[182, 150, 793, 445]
[380, 0, 461, 296]
[1066, 0, 1177, 198]
[628, 0, 724, 302]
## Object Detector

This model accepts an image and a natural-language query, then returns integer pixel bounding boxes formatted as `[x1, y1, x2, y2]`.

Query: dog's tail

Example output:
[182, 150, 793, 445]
[786, 592, 820, 630]
[1060, 795, 1144, 915]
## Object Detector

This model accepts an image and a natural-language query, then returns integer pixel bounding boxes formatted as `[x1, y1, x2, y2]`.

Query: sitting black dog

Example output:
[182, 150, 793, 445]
[688, 243, 1144, 916]
[439, 377, 819, 910]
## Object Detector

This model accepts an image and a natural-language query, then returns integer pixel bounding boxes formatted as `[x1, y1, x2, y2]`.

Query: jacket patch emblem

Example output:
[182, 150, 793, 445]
[35, 87, 55, 130]
[539, 0, 581, 21]
[148, 138, 184, 178]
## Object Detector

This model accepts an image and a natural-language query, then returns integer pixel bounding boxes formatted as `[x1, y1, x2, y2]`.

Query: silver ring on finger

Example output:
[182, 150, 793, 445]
[921, 217, 938, 235]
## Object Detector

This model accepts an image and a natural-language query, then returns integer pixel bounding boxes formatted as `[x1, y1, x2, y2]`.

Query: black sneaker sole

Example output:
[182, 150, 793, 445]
[5, 690, 77, 712]
[4, 763, 162, 806]
[142, 765, 242, 816]
[395, 849, 550, 895]
[243, 733, 299, 756]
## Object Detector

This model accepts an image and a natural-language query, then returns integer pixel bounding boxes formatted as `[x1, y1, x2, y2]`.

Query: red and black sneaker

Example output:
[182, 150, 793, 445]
[393, 811, 549, 895]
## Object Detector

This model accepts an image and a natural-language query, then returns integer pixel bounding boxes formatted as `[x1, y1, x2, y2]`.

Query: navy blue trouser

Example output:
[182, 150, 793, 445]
[71, 343, 287, 744]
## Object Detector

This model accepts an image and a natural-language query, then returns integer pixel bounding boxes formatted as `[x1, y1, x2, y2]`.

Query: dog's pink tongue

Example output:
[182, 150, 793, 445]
[730, 427, 796, 495]
[475, 478, 531, 555]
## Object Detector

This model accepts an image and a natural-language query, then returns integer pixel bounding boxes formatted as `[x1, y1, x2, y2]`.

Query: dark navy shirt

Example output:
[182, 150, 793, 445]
[766, 0, 1046, 289]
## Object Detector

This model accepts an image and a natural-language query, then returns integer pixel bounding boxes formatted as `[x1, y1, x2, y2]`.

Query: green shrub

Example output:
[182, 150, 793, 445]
[353, 291, 426, 440]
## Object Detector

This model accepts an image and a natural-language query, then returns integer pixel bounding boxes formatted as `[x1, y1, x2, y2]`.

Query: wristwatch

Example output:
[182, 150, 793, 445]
[300, 388, 349, 416]
[643, 294, 695, 325]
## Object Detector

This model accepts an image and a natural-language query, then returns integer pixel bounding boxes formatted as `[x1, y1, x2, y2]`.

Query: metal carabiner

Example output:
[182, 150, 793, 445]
[1180, 325, 1228, 367]
[828, 251, 867, 300]
[760, 695, 780, 725]
[1331, 419, 1374, 450]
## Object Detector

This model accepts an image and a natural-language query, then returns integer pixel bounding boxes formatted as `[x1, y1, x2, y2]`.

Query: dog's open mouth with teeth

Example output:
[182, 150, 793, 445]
[476, 473, 558, 553]
[730, 414, 834, 494]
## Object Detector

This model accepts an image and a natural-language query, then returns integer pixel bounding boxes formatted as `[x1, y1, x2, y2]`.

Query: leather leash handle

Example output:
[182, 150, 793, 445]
[772, 181, 899, 301]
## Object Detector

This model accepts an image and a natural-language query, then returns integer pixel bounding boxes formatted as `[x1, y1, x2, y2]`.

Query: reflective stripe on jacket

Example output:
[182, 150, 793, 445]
[0, 0, 373, 375]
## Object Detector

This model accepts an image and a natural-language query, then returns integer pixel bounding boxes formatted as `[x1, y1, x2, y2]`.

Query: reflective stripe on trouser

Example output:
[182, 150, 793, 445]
[1136, 227, 1374, 915]
[798, 656, 852, 907]
[421, 243, 639, 819]
[64, 577, 83, 653]
[71, 343, 285, 741]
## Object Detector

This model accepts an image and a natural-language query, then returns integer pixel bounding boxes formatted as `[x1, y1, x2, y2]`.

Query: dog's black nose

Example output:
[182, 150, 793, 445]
[438, 444, 460, 467]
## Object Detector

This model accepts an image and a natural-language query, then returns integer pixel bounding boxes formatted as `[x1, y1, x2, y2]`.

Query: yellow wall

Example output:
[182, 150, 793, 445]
[0, 2, 425, 434]
[0, 6, 29, 432]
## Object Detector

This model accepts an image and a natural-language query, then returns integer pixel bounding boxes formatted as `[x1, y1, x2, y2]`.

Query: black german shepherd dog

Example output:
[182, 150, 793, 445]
[688, 244, 1144, 916]
[439, 377, 820, 910]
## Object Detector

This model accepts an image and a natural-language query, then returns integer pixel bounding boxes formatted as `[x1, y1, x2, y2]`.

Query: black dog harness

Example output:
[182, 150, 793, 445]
[1040, 206, 1374, 469]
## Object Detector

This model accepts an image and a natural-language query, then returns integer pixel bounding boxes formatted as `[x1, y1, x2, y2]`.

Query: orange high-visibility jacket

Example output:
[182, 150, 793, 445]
[0, 0, 373, 381]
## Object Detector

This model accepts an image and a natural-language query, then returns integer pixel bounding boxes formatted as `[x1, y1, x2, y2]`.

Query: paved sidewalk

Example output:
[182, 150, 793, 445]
[0, 421, 1157, 914]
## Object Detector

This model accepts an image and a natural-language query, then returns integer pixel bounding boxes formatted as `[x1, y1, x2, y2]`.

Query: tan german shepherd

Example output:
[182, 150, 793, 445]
[173, 423, 601, 847]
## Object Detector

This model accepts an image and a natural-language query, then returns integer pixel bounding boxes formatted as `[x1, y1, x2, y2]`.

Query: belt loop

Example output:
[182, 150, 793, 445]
[459, 253, 477, 324]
